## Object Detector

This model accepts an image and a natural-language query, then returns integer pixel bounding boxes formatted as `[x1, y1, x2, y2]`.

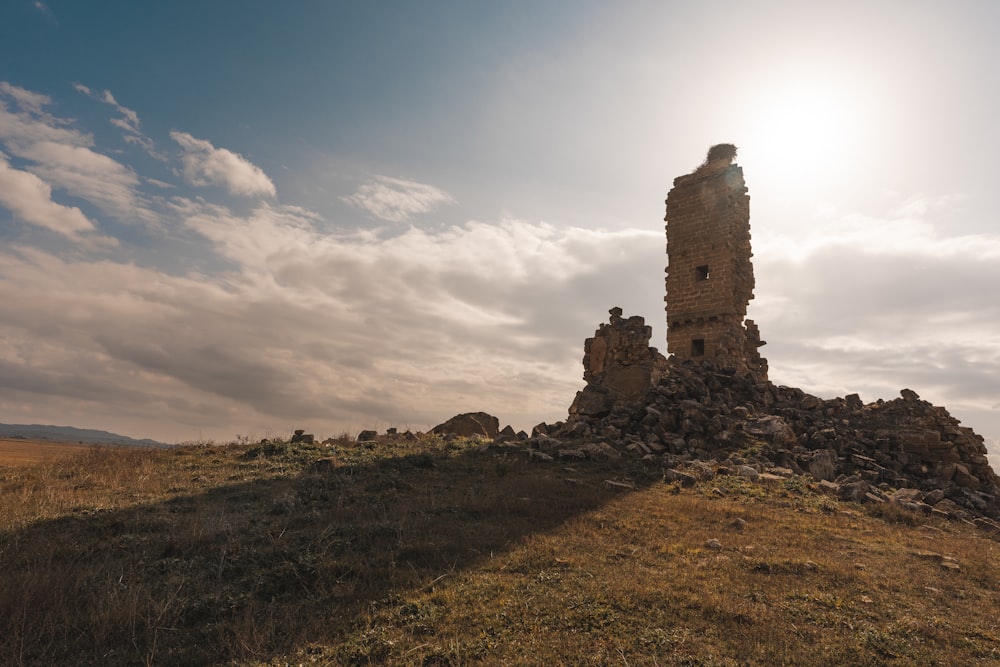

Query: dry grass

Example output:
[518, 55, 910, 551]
[1, 437, 998, 666]
[0, 437, 95, 466]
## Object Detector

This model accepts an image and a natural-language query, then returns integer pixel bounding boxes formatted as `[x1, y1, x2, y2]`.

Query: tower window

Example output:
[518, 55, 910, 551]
[692, 339, 705, 356]
[695, 265, 710, 280]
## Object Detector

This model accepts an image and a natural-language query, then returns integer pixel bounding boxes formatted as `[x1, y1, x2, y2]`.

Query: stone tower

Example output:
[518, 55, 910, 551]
[664, 144, 767, 379]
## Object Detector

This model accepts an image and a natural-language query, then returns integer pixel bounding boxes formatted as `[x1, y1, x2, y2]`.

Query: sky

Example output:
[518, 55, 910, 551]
[0, 1, 997, 465]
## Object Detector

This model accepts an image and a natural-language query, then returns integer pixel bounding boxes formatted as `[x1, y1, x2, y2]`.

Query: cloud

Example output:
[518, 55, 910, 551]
[19, 140, 152, 222]
[341, 175, 455, 222]
[73, 83, 161, 157]
[31, 1, 56, 22]
[0, 85, 88, 149]
[171, 131, 276, 198]
[751, 197, 1000, 455]
[0, 153, 115, 247]
[0, 82, 51, 116]
[1, 81, 155, 224]
[100, 89, 142, 137]
[0, 204, 662, 441]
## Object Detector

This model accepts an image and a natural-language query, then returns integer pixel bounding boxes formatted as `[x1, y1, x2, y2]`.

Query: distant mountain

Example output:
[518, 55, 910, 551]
[0, 423, 171, 447]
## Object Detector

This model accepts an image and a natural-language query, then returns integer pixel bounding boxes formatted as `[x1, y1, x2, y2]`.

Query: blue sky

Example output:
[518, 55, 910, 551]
[0, 1, 998, 463]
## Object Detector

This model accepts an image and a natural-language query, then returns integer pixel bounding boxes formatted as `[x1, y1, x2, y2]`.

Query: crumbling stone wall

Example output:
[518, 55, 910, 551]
[664, 145, 767, 379]
[568, 307, 667, 419]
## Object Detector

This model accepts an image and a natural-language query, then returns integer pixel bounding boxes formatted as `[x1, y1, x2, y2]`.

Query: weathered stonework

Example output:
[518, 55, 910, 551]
[664, 145, 767, 379]
[568, 307, 667, 419]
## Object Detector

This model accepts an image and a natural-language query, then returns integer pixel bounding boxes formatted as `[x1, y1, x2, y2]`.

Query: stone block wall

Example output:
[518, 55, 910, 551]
[664, 149, 766, 378]
[569, 307, 667, 419]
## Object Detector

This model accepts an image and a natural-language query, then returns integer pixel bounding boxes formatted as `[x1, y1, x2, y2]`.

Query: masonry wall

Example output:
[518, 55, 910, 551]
[664, 160, 767, 378]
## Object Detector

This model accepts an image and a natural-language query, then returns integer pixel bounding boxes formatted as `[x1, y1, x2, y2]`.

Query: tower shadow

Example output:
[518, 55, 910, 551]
[0, 442, 659, 666]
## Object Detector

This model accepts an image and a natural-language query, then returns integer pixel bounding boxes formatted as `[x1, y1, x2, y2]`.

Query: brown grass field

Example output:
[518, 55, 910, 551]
[0, 435, 998, 665]
[0, 437, 99, 466]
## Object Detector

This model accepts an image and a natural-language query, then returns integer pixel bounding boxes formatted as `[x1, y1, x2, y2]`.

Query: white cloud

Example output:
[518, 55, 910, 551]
[171, 131, 276, 198]
[756, 194, 1000, 263]
[144, 176, 175, 189]
[341, 175, 455, 222]
[100, 89, 141, 135]
[751, 196, 1000, 465]
[73, 83, 162, 158]
[0, 203, 662, 441]
[0, 153, 115, 248]
[1, 81, 155, 224]
[0, 89, 89, 150]
[0, 82, 51, 116]
[19, 140, 152, 222]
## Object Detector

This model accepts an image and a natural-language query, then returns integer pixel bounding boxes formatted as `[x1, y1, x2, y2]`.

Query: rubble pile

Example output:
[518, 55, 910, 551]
[495, 309, 1000, 523]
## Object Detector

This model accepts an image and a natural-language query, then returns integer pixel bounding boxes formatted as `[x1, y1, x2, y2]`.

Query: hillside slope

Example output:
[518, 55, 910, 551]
[1, 435, 997, 665]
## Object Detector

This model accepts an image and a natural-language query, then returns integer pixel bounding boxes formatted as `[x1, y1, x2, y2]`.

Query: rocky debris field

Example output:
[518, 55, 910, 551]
[465, 358, 1000, 526]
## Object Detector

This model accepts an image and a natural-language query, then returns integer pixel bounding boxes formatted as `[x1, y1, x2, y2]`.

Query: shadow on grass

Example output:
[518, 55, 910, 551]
[0, 441, 660, 666]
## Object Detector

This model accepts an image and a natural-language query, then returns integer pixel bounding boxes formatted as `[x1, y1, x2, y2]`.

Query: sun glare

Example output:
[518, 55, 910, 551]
[738, 76, 868, 197]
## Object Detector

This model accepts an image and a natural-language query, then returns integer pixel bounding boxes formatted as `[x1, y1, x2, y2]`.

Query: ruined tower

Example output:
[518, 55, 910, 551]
[664, 144, 767, 379]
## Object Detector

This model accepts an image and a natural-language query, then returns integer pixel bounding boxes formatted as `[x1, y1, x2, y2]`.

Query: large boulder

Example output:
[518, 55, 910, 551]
[431, 412, 501, 438]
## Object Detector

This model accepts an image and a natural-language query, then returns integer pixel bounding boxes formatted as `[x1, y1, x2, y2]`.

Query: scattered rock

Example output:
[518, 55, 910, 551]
[845, 393, 863, 410]
[808, 450, 838, 482]
[839, 481, 870, 502]
[974, 517, 1000, 534]
[523, 308, 1000, 521]
[309, 457, 336, 472]
[817, 480, 841, 495]
[743, 416, 796, 447]
[290, 429, 315, 444]
[892, 488, 924, 504]
[705, 538, 723, 550]
[357, 430, 378, 442]
[664, 469, 698, 487]
[930, 498, 970, 520]
[580, 441, 622, 461]
[923, 489, 946, 505]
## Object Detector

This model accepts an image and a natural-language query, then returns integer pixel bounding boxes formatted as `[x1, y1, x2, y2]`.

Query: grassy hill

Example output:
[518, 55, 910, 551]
[1, 435, 998, 665]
